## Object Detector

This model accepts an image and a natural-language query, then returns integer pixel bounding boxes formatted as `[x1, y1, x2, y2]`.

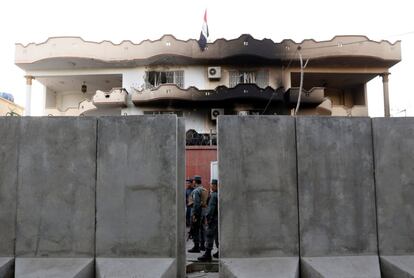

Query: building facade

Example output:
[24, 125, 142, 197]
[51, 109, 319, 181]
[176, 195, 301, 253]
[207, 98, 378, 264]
[14, 34, 401, 182]
[15, 35, 401, 131]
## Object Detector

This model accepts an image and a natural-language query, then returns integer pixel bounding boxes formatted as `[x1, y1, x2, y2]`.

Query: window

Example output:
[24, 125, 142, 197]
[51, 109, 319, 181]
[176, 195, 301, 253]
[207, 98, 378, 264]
[145, 70, 184, 89]
[229, 69, 269, 88]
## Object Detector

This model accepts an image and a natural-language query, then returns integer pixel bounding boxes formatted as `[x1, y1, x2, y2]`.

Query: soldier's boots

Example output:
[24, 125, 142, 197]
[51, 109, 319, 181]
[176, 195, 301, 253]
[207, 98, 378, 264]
[197, 249, 212, 262]
[188, 244, 200, 253]
[213, 251, 219, 258]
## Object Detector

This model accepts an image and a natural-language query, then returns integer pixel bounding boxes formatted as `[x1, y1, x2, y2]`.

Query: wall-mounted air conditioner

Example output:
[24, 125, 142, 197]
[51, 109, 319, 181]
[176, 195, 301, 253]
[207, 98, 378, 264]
[208, 67, 221, 80]
[211, 108, 224, 120]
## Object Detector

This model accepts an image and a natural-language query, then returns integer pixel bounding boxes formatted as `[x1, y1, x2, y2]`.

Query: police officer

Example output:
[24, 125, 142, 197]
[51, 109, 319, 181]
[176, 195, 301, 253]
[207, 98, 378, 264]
[198, 179, 219, 261]
[185, 178, 194, 227]
[188, 175, 206, 252]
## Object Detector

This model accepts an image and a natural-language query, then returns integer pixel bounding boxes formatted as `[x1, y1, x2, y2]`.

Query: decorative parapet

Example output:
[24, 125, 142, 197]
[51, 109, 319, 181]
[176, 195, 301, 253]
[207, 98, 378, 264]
[45, 107, 81, 116]
[287, 87, 325, 104]
[78, 99, 97, 115]
[15, 35, 401, 70]
[332, 105, 369, 116]
[45, 99, 97, 116]
[92, 88, 128, 108]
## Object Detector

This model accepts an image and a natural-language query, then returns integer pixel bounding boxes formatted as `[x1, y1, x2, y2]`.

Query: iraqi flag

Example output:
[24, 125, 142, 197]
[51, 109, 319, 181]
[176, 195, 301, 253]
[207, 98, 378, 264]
[198, 9, 209, 51]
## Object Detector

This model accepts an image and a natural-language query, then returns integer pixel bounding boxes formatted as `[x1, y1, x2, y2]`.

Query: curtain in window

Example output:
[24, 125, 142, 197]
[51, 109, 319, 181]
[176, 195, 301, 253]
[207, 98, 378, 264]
[242, 72, 256, 83]
[145, 70, 185, 89]
[174, 71, 184, 88]
[229, 71, 240, 87]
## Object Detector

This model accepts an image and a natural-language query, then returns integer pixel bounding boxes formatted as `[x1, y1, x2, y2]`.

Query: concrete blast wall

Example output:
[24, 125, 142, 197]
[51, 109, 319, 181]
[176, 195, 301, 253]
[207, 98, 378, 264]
[10, 117, 97, 277]
[0, 118, 19, 258]
[16, 118, 96, 258]
[95, 116, 182, 277]
[218, 116, 414, 278]
[0, 118, 19, 278]
[1, 116, 414, 278]
[218, 116, 299, 277]
[373, 118, 414, 277]
[296, 117, 380, 277]
[0, 116, 184, 278]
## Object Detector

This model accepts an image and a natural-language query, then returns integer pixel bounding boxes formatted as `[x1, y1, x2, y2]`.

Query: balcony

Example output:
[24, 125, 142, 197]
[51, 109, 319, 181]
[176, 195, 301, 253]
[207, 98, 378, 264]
[131, 84, 285, 105]
[332, 105, 369, 116]
[287, 87, 325, 104]
[92, 88, 128, 108]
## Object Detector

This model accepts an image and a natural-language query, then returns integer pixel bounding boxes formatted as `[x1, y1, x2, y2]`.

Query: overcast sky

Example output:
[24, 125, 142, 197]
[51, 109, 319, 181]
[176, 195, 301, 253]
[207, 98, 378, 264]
[1, 0, 413, 116]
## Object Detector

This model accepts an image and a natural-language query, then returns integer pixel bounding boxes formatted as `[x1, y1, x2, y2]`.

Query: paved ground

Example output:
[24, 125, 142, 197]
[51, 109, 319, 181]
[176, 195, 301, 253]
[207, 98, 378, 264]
[185, 228, 219, 261]
[186, 227, 219, 277]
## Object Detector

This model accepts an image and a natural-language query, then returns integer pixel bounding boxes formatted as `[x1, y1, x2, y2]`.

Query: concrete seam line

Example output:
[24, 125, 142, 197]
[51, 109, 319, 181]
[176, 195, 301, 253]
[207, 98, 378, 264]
[294, 117, 301, 262]
[94, 118, 99, 261]
[14, 117, 21, 258]
[370, 118, 382, 268]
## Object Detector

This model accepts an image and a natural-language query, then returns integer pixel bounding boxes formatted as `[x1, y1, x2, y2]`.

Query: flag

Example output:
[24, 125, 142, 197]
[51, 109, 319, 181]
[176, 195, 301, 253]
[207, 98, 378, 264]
[198, 9, 209, 51]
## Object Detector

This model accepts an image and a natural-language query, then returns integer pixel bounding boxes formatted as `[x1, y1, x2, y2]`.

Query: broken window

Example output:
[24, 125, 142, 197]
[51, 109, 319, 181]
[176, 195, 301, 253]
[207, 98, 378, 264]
[145, 71, 184, 89]
[229, 70, 268, 88]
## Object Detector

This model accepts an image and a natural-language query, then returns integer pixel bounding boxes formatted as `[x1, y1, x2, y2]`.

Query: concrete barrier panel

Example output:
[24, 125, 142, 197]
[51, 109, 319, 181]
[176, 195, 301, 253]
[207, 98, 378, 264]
[0, 257, 14, 278]
[0, 118, 19, 257]
[373, 118, 414, 276]
[176, 118, 186, 278]
[380, 256, 414, 278]
[221, 257, 299, 278]
[96, 116, 179, 276]
[296, 117, 379, 277]
[96, 258, 176, 278]
[15, 258, 94, 278]
[301, 256, 381, 278]
[15, 117, 96, 257]
[218, 116, 299, 277]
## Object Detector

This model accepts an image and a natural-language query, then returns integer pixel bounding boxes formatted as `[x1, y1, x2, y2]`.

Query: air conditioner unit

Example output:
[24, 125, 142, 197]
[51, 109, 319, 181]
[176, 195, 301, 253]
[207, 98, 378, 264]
[211, 108, 224, 120]
[208, 66, 221, 79]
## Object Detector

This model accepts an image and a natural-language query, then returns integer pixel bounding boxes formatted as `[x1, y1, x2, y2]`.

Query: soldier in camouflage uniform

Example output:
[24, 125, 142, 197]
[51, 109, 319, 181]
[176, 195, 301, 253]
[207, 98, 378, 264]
[198, 179, 219, 261]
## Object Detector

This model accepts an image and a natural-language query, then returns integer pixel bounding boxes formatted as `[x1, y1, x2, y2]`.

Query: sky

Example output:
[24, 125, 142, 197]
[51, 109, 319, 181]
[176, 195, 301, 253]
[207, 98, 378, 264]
[0, 0, 413, 116]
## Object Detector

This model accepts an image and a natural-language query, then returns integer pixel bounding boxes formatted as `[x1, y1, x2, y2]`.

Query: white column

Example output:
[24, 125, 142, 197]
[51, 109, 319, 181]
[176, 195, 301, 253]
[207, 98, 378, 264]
[25, 75, 34, 116]
[381, 72, 390, 117]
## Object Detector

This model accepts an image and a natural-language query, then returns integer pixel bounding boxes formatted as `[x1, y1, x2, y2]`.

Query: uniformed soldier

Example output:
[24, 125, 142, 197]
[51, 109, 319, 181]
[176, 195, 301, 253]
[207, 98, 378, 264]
[198, 179, 219, 261]
[188, 175, 206, 252]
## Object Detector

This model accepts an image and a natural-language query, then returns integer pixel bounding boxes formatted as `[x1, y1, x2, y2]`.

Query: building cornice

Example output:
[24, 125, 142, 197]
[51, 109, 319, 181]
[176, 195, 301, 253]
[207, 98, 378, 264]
[15, 34, 401, 71]
[15, 34, 400, 48]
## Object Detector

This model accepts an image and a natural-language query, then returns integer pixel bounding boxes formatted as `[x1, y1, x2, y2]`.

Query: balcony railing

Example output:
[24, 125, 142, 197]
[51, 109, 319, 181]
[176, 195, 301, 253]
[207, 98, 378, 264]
[92, 88, 128, 108]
